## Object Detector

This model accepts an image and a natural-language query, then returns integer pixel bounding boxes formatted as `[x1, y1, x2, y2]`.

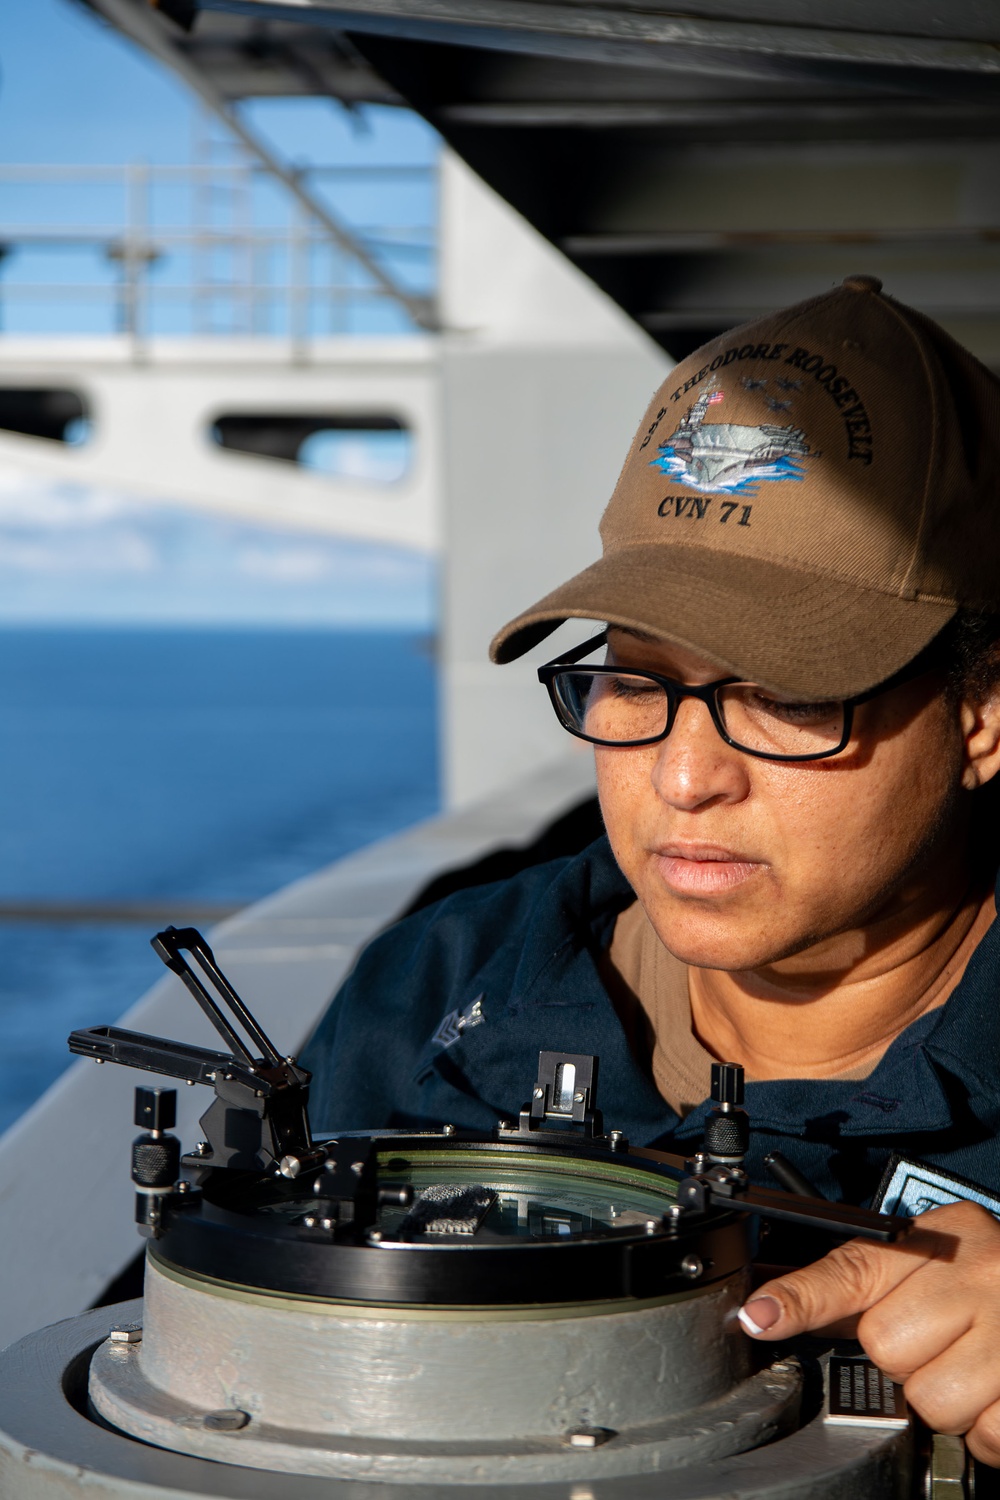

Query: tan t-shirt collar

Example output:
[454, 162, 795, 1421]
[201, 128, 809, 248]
[605, 896, 996, 1116]
[607, 899, 709, 1117]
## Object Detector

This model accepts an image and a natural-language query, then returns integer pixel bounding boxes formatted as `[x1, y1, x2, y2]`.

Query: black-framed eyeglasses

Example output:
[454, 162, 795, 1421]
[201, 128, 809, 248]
[537, 631, 938, 764]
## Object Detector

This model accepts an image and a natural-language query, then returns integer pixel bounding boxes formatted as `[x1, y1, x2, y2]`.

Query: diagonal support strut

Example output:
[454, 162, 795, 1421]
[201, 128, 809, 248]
[87, 0, 440, 331]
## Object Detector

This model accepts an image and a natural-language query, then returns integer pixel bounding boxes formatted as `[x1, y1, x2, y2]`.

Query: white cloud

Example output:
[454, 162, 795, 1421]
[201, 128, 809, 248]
[0, 467, 130, 528]
[0, 530, 157, 573]
[236, 546, 332, 582]
[0, 467, 436, 626]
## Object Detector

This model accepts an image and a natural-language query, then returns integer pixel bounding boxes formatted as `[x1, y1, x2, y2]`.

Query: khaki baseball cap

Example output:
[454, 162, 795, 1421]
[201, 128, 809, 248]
[490, 275, 1000, 698]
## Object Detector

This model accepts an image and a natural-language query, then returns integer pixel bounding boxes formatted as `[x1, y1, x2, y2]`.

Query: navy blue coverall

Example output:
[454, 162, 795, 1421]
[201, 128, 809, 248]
[301, 836, 1000, 1215]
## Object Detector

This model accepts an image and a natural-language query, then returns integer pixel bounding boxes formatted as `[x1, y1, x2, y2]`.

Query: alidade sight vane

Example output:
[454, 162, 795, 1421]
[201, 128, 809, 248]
[68, 925, 318, 1175]
[150, 926, 284, 1069]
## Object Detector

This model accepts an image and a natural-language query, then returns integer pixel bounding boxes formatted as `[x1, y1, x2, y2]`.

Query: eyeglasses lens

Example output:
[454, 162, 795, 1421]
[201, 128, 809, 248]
[553, 671, 847, 758]
[554, 671, 669, 743]
[716, 685, 846, 756]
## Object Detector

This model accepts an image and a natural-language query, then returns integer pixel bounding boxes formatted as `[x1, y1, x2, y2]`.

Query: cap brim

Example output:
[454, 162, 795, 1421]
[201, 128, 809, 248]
[489, 544, 955, 699]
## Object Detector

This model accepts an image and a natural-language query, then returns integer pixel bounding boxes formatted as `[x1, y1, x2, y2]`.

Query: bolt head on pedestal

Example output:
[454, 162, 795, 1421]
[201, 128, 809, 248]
[109, 1324, 142, 1344]
[203, 1409, 250, 1432]
[565, 1426, 615, 1449]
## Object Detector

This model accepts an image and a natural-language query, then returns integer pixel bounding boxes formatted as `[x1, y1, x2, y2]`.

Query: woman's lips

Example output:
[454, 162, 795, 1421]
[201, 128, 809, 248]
[652, 844, 763, 895]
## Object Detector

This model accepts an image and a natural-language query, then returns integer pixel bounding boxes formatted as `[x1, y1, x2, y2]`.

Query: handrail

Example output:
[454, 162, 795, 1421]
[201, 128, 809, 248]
[0, 159, 438, 343]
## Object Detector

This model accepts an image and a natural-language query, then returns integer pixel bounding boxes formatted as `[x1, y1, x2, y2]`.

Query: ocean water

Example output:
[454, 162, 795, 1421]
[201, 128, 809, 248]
[0, 628, 438, 1134]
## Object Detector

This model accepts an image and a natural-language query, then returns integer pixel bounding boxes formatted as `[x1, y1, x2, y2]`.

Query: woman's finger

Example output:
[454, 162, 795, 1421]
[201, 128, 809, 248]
[738, 1223, 947, 1341]
[902, 1326, 1000, 1438]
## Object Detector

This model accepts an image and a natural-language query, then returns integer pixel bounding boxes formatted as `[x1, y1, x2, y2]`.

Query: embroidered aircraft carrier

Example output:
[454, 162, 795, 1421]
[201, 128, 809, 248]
[664, 387, 811, 490]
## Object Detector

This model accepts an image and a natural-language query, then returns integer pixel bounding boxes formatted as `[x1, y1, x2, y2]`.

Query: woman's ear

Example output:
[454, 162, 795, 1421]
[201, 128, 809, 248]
[960, 688, 1000, 790]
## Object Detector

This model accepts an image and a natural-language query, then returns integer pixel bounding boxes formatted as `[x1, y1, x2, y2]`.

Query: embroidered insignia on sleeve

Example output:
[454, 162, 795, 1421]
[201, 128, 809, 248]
[873, 1153, 1000, 1223]
[431, 993, 486, 1050]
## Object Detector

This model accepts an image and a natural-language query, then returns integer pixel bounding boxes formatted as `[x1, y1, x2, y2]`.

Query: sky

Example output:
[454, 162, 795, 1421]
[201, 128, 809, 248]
[0, 0, 440, 627]
[0, 1, 438, 165]
[0, 471, 436, 626]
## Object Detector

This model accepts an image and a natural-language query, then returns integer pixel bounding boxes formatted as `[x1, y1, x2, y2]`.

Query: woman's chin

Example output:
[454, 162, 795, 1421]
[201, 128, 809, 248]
[638, 894, 788, 973]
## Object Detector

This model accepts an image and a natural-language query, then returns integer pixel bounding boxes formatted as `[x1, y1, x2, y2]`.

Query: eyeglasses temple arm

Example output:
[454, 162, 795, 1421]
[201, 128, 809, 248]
[539, 630, 608, 670]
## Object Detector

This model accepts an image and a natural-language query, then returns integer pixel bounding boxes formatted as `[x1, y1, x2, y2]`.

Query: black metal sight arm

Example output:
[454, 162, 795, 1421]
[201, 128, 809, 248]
[68, 1025, 261, 1091]
[68, 926, 317, 1174]
[674, 1163, 908, 1243]
[664, 1059, 909, 1243]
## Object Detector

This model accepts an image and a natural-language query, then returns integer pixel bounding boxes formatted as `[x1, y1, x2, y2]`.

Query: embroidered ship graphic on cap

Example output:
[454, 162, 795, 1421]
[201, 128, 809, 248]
[651, 385, 811, 496]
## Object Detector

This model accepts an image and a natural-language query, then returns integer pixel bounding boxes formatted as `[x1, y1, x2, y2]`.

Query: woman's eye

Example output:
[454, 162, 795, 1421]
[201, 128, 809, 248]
[748, 692, 836, 725]
[609, 676, 660, 699]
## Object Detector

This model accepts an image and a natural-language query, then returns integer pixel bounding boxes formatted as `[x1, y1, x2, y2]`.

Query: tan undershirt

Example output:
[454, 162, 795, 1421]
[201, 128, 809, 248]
[606, 895, 996, 1117]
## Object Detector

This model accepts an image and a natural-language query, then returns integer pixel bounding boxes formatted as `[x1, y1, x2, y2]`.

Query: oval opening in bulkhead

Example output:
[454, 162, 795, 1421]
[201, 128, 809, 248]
[209, 413, 412, 486]
[0, 388, 91, 445]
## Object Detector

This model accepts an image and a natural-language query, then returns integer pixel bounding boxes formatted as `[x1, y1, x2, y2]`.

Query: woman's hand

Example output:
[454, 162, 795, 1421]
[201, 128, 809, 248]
[738, 1200, 1000, 1465]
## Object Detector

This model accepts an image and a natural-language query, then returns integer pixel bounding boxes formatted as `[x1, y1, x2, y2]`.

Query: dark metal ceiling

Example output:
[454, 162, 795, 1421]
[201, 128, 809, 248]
[83, 1, 1000, 360]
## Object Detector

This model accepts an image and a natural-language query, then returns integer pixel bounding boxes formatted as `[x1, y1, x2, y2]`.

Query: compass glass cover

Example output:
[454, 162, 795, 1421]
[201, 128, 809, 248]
[246, 1146, 680, 1242]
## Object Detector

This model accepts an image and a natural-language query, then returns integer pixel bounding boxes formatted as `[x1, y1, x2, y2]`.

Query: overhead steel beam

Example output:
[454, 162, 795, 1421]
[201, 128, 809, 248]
[640, 304, 1000, 330]
[438, 100, 1000, 133]
[565, 227, 1000, 256]
[193, 1, 1000, 79]
[89, 0, 1000, 367]
[87, 0, 440, 330]
[128, 10, 405, 105]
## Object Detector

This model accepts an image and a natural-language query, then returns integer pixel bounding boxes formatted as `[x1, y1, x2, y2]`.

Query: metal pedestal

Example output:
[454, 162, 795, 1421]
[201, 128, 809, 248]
[0, 1302, 913, 1500]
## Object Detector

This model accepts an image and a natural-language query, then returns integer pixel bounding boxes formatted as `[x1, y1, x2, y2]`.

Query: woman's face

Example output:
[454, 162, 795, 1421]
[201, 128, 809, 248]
[595, 628, 979, 974]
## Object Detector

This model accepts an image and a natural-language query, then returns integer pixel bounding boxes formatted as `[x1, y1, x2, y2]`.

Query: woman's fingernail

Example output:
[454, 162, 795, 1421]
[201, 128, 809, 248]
[738, 1296, 782, 1335]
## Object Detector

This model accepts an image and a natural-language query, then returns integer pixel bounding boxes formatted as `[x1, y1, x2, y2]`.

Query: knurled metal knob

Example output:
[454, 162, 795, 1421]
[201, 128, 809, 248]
[706, 1061, 749, 1164]
[132, 1134, 180, 1189]
[705, 1110, 749, 1159]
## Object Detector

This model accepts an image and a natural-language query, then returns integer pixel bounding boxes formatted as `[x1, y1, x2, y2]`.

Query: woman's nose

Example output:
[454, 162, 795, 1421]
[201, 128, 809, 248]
[650, 696, 751, 810]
